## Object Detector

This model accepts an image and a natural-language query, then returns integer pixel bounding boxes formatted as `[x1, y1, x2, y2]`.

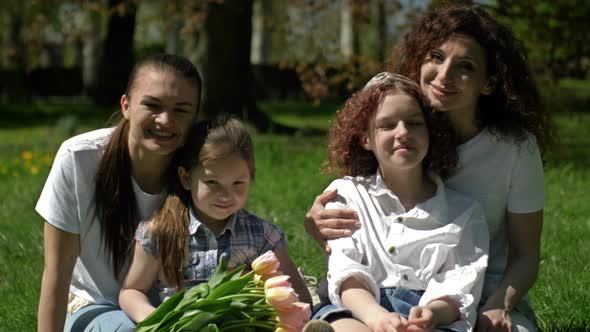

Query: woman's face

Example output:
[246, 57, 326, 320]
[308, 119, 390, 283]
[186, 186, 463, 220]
[121, 67, 199, 158]
[420, 34, 490, 118]
[363, 92, 429, 174]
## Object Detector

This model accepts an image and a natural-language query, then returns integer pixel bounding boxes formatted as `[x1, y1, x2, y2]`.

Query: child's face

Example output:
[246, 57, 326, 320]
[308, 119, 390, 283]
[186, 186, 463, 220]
[363, 92, 429, 173]
[179, 152, 251, 223]
[121, 68, 199, 158]
[419, 33, 490, 119]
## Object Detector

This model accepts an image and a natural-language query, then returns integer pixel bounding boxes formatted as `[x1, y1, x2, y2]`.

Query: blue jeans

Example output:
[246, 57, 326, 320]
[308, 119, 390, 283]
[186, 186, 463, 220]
[64, 304, 136, 332]
[312, 287, 424, 321]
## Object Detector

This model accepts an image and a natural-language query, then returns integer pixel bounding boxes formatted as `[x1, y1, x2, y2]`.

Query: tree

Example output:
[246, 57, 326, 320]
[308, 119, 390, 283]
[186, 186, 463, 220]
[93, 0, 137, 106]
[493, 1, 590, 80]
[191, 0, 286, 132]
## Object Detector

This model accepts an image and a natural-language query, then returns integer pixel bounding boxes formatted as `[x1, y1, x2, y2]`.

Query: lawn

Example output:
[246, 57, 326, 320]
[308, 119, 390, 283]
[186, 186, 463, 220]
[0, 100, 589, 330]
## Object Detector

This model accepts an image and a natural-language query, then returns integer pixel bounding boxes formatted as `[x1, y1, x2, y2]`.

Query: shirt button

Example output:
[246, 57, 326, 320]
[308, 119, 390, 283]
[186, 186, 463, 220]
[402, 274, 409, 281]
[388, 246, 396, 254]
[396, 216, 403, 223]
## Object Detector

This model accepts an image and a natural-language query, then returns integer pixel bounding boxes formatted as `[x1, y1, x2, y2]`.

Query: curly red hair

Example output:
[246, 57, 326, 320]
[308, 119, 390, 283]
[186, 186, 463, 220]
[324, 75, 458, 178]
[387, 5, 553, 153]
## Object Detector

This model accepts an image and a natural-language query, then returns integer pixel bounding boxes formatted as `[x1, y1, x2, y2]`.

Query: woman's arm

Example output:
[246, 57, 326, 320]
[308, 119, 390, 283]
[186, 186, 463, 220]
[38, 222, 80, 332]
[477, 210, 542, 331]
[119, 241, 162, 323]
[273, 245, 313, 306]
[304, 190, 360, 253]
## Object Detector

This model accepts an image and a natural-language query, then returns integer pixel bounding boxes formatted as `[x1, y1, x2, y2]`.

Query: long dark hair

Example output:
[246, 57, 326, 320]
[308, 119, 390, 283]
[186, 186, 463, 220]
[388, 5, 553, 154]
[94, 54, 202, 277]
[150, 116, 254, 288]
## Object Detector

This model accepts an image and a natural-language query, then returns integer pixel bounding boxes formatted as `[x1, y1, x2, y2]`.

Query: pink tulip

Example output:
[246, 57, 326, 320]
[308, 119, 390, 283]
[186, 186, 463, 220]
[252, 251, 280, 278]
[265, 287, 299, 311]
[265, 275, 292, 290]
[276, 302, 311, 329]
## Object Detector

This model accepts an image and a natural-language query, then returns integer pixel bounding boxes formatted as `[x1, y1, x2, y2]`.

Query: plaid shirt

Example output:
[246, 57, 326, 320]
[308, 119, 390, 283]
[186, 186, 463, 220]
[136, 207, 285, 289]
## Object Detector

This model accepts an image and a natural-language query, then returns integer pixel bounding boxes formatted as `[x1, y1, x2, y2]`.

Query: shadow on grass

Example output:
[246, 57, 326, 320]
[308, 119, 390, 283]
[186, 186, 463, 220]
[545, 112, 590, 172]
[0, 101, 115, 129]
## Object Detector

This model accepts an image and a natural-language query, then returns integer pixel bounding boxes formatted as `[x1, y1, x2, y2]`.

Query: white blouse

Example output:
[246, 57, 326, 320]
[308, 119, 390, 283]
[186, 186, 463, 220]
[326, 172, 488, 331]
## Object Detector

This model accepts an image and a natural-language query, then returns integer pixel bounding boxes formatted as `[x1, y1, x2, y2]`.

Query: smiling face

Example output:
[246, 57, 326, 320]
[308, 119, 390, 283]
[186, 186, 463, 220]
[420, 34, 490, 119]
[363, 93, 429, 174]
[180, 151, 251, 225]
[121, 67, 199, 158]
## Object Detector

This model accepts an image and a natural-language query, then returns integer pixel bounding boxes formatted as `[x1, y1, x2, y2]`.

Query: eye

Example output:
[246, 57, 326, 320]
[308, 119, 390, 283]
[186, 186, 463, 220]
[204, 180, 218, 185]
[457, 61, 475, 71]
[142, 102, 160, 111]
[174, 108, 192, 114]
[430, 51, 444, 63]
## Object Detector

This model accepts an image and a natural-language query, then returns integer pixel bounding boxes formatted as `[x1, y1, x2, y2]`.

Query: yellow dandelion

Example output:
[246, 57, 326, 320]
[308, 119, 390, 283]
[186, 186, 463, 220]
[22, 151, 34, 161]
[42, 153, 55, 166]
[31, 166, 40, 175]
[12, 171, 19, 177]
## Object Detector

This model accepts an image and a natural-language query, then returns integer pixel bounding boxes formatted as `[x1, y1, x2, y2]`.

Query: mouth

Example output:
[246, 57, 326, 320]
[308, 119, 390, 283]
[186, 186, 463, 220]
[393, 145, 413, 152]
[147, 129, 176, 140]
[430, 84, 457, 97]
[213, 202, 234, 209]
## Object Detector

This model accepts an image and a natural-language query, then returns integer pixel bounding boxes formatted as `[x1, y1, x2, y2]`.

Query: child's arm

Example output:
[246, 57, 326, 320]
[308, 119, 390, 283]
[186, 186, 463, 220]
[340, 277, 409, 332]
[408, 296, 460, 329]
[119, 241, 162, 323]
[274, 245, 313, 306]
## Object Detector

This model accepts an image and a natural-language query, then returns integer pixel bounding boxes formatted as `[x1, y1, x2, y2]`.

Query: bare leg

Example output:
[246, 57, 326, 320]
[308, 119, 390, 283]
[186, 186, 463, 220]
[332, 318, 371, 332]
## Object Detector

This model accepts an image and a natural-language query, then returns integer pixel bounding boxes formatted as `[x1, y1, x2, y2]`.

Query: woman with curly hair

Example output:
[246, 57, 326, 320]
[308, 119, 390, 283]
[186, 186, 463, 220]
[305, 5, 551, 332]
[309, 73, 488, 332]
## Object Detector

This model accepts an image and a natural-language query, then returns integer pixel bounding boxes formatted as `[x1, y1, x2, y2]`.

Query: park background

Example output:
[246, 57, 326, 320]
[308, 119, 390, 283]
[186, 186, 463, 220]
[0, 0, 589, 330]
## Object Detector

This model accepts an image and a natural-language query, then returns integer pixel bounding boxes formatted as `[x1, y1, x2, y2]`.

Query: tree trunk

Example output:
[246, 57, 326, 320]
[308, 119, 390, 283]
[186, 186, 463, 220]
[82, 8, 101, 97]
[250, 0, 273, 64]
[165, 0, 182, 55]
[1, 5, 28, 100]
[194, 0, 288, 133]
[376, 0, 386, 61]
[93, 0, 136, 106]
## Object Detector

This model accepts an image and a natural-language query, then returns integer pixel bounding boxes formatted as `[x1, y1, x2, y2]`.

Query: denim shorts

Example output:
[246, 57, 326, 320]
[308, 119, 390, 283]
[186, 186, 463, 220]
[312, 286, 424, 321]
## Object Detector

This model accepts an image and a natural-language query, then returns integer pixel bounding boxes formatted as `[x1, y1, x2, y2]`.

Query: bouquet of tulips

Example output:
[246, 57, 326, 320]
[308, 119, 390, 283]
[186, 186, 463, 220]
[136, 251, 311, 332]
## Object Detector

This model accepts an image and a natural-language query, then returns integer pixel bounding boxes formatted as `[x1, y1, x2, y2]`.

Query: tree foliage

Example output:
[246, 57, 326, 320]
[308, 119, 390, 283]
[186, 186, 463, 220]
[493, 0, 590, 80]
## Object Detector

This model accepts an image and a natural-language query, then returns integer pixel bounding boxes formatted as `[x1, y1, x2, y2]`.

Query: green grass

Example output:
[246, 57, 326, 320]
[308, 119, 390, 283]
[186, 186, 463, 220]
[0, 101, 589, 330]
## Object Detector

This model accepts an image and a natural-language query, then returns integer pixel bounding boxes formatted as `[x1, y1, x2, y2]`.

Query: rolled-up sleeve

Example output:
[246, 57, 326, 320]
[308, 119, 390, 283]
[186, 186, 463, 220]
[324, 179, 380, 307]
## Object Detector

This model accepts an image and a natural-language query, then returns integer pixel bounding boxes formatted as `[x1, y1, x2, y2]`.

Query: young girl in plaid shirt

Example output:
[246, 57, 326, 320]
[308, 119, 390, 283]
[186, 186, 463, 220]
[119, 116, 311, 323]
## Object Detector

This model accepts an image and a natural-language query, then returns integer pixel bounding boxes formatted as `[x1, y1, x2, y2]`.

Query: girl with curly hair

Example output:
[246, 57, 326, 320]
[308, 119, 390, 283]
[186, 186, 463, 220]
[310, 73, 488, 332]
[305, 5, 550, 332]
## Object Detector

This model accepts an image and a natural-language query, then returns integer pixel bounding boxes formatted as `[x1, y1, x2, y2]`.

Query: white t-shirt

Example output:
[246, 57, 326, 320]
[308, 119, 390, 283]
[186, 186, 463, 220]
[445, 128, 544, 298]
[35, 128, 167, 305]
[326, 172, 489, 332]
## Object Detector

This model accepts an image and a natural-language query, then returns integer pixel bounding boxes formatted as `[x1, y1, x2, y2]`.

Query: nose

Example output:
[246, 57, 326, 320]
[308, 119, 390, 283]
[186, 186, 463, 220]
[395, 122, 409, 138]
[436, 60, 453, 85]
[216, 186, 230, 200]
[155, 110, 174, 126]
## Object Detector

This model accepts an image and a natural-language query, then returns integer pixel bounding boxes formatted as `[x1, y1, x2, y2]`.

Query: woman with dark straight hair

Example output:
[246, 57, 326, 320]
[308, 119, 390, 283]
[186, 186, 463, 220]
[36, 54, 202, 332]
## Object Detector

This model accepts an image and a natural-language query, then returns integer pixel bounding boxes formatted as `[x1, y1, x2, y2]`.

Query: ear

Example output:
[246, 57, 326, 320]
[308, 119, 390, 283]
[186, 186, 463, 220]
[178, 166, 192, 191]
[361, 132, 372, 151]
[121, 94, 131, 119]
[481, 76, 496, 95]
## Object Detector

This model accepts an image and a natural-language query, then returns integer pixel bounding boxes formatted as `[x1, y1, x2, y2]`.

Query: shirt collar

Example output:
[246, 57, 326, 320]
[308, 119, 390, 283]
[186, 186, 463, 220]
[366, 171, 450, 224]
[188, 206, 239, 236]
